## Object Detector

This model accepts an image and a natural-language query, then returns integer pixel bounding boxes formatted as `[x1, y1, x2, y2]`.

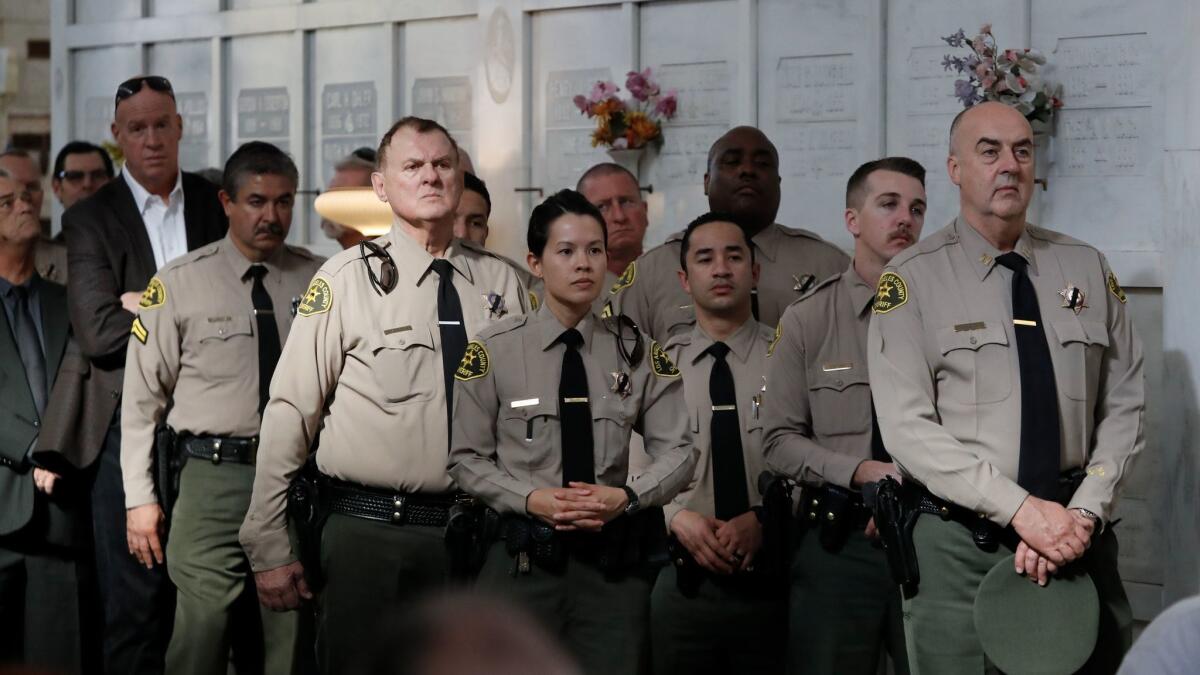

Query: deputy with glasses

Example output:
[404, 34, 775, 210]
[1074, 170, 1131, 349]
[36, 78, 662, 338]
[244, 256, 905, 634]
[56, 73, 228, 675]
[52, 141, 115, 213]
[240, 116, 527, 673]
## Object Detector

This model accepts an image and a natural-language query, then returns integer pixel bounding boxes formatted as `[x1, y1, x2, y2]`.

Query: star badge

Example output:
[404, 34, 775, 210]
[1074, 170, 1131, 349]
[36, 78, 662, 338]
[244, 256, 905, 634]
[610, 371, 632, 399]
[1058, 285, 1087, 315]
[482, 292, 506, 318]
[793, 273, 816, 294]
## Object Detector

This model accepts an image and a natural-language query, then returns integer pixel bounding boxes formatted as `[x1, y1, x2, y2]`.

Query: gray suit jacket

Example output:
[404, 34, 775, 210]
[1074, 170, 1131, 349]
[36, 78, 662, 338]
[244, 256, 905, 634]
[0, 280, 70, 539]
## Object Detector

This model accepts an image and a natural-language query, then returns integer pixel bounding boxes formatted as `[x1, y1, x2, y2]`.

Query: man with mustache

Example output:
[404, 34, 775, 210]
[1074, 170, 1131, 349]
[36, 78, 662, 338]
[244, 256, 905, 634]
[57, 74, 227, 675]
[241, 117, 526, 673]
[763, 157, 926, 675]
[868, 101, 1143, 673]
[121, 142, 322, 675]
[651, 212, 785, 674]
[610, 126, 849, 341]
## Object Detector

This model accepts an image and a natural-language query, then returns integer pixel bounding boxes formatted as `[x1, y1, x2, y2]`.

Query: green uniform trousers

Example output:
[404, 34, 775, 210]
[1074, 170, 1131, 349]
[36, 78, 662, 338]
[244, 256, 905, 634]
[650, 564, 785, 675]
[316, 514, 449, 674]
[904, 516, 1132, 675]
[166, 459, 298, 675]
[787, 529, 908, 675]
[476, 540, 654, 675]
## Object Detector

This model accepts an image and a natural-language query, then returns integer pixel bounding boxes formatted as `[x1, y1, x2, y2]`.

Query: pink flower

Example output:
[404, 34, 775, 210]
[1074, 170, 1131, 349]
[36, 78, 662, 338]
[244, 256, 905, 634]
[626, 68, 660, 102]
[573, 94, 590, 114]
[654, 90, 678, 119]
[589, 80, 619, 102]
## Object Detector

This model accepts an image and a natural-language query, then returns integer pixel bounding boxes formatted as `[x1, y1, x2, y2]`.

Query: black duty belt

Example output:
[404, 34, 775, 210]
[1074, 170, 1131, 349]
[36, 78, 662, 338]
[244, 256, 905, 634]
[181, 435, 258, 465]
[322, 477, 465, 527]
[798, 484, 872, 530]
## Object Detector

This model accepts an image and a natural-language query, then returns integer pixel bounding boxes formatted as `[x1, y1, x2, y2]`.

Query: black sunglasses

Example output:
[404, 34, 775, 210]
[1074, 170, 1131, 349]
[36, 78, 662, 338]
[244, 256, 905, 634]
[358, 240, 397, 295]
[56, 169, 110, 183]
[114, 76, 175, 109]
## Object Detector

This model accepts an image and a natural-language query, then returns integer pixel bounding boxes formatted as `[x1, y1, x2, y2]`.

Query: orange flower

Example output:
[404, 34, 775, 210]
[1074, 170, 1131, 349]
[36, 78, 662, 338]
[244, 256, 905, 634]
[625, 112, 660, 147]
[591, 124, 614, 148]
[592, 98, 624, 120]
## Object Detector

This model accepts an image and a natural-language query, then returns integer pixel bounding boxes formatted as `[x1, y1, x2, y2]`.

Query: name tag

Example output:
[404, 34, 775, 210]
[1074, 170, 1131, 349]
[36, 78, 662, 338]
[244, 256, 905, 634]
[510, 398, 540, 408]
[384, 325, 412, 335]
[821, 362, 853, 372]
[954, 322, 986, 332]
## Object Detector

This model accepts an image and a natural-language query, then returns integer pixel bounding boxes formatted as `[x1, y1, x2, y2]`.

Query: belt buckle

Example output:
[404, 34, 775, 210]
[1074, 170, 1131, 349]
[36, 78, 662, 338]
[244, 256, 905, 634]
[390, 494, 406, 524]
[211, 439, 222, 465]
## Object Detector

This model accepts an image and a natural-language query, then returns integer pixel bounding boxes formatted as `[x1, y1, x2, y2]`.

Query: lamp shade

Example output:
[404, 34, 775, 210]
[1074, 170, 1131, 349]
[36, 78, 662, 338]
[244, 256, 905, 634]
[313, 186, 393, 237]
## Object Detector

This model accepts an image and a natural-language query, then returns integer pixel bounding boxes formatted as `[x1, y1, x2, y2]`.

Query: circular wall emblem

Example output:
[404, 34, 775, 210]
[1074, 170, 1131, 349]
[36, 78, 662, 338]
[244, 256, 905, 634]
[485, 8, 515, 104]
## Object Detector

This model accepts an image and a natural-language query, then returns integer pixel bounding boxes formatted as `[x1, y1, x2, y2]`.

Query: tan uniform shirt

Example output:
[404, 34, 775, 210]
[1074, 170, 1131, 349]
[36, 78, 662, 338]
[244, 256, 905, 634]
[448, 303, 696, 516]
[867, 217, 1145, 525]
[762, 263, 877, 490]
[610, 223, 849, 341]
[240, 229, 527, 571]
[662, 319, 773, 526]
[120, 234, 324, 508]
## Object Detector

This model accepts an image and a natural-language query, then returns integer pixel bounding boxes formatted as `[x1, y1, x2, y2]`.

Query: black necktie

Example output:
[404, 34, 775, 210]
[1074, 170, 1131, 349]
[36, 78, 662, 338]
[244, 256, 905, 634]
[995, 252, 1061, 500]
[750, 289, 760, 322]
[10, 285, 47, 416]
[248, 266, 281, 416]
[707, 342, 750, 520]
[559, 328, 595, 485]
[431, 259, 467, 441]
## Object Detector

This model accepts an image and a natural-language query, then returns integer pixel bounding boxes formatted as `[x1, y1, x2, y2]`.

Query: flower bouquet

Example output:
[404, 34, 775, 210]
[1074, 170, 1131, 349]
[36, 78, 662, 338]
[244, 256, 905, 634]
[573, 68, 679, 150]
[942, 24, 1063, 130]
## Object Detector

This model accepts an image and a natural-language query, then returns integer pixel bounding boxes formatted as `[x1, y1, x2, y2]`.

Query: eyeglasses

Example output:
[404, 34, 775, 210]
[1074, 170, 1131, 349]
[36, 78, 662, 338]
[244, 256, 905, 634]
[358, 240, 397, 295]
[56, 169, 110, 184]
[114, 76, 175, 109]
[0, 191, 36, 212]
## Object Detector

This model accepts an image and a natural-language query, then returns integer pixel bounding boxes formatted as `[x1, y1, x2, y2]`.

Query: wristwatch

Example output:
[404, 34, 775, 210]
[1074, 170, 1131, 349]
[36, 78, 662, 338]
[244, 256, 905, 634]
[1072, 507, 1101, 526]
[621, 486, 640, 515]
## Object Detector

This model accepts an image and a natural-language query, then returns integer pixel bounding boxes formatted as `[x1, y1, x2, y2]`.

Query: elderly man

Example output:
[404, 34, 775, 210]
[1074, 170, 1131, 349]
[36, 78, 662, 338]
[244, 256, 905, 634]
[577, 162, 649, 281]
[241, 117, 526, 673]
[62, 74, 227, 675]
[610, 127, 848, 341]
[0, 150, 68, 286]
[868, 101, 1142, 674]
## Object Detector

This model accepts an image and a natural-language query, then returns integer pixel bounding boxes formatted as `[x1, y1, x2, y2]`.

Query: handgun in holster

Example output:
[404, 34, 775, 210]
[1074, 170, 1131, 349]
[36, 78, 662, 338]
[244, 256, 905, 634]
[863, 476, 920, 596]
[444, 495, 494, 582]
[286, 457, 329, 590]
[152, 424, 183, 526]
[757, 471, 796, 583]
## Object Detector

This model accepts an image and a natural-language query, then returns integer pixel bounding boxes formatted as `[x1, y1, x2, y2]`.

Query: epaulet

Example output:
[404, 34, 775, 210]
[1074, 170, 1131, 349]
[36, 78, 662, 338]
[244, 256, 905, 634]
[319, 244, 370, 277]
[1025, 224, 1095, 251]
[889, 225, 958, 271]
[475, 313, 528, 341]
[662, 330, 693, 353]
[663, 229, 686, 244]
[284, 244, 320, 260]
[754, 321, 777, 345]
[459, 238, 506, 261]
[160, 242, 220, 276]
[775, 224, 828, 241]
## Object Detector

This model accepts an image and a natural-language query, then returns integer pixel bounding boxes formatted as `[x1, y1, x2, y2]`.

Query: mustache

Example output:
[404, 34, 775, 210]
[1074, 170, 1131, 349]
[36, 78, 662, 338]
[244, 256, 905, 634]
[256, 222, 285, 237]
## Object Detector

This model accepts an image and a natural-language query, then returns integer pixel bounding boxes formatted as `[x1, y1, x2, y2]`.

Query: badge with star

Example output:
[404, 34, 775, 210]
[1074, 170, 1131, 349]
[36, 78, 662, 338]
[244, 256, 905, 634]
[650, 340, 680, 378]
[1058, 284, 1088, 315]
[139, 277, 167, 310]
[792, 273, 816, 294]
[873, 272, 909, 314]
[455, 341, 490, 381]
[297, 277, 333, 317]
[610, 261, 636, 294]
[1107, 271, 1127, 304]
[482, 292, 506, 318]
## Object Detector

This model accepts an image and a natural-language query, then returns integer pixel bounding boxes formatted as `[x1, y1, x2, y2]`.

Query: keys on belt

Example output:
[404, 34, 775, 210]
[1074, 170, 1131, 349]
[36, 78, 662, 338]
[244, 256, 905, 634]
[180, 435, 258, 465]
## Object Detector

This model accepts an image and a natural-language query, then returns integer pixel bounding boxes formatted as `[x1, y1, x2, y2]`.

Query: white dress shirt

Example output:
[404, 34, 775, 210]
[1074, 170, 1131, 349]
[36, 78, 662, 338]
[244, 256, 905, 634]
[123, 169, 187, 270]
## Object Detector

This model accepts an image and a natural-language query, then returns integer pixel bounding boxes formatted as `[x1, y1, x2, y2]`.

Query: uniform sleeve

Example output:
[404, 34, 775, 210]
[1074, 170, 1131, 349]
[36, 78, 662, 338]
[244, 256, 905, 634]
[628, 343, 697, 507]
[867, 269, 1029, 526]
[119, 280, 181, 508]
[1068, 256, 1145, 522]
[610, 263, 655, 341]
[239, 272, 344, 571]
[447, 339, 536, 515]
[763, 314, 863, 489]
[64, 207, 135, 364]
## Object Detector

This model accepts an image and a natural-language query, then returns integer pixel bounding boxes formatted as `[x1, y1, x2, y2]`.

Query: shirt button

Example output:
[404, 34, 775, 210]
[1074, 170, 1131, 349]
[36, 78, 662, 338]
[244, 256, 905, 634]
[969, 337, 978, 345]
[835, 379, 844, 387]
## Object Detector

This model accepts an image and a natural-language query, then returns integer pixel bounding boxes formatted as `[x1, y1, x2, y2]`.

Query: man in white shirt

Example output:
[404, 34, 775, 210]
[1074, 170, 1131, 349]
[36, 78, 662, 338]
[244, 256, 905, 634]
[58, 74, 228, 675]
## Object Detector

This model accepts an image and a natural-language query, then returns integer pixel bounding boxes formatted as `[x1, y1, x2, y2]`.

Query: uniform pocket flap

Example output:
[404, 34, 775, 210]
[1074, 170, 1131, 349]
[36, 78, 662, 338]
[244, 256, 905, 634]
[808, 363, 869, 392]
[937, 322, 1008, 355]
[1051, 319, 1109, 348]
[502, 397, 557, 421]
[378, 323, 436, 351]
[198, 314, 253, 341]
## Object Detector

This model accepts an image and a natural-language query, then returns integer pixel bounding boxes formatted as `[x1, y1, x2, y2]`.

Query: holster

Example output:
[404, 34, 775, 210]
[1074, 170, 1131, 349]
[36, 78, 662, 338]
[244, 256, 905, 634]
[444, 496, 495, 582]
[286, 458, 329, 590]
[667, 535, 705, 597]
[798, 483, 868, 554]
[757, 471, 795, 583]
[152, 425, 183, 525]
[863, 476, 920, 596]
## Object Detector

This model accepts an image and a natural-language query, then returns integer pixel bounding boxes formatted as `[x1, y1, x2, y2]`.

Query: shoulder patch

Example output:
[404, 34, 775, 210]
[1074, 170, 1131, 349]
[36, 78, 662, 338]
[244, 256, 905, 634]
[130, 316, 149, 344]
[139, 277, 167, 309]
[610, 261, 636, 294]
[1107, 271, 1127, 304]
[873, 272, 909, 314]
[455, 341, 490, 381]
[298, 277, 333, 317]
[650, 340, 680, 378]
[767, 320, 783, 357]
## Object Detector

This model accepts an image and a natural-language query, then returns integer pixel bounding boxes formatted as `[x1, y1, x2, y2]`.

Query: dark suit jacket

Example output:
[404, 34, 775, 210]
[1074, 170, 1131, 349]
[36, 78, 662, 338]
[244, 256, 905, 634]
[0, 280, 70, 542]
[36, 172, 227, 470]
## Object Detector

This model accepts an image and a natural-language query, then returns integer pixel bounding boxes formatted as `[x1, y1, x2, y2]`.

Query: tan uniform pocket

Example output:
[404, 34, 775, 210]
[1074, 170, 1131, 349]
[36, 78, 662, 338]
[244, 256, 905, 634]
[1049, 319, 1109, 401]
[936, 322, 1012, 404]
[196, 314, 254, 378]
[807, 365, 871, 436]
[372, 324, 439, 404]
[503, 398, 559, 473]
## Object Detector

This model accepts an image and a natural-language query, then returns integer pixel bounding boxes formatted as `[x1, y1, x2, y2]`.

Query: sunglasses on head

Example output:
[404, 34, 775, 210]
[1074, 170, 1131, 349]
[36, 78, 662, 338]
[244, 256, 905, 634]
[114, 76, 175, 109]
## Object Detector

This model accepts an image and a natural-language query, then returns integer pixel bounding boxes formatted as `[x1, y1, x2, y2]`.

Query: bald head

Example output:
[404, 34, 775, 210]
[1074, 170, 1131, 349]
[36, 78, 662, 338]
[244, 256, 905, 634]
[704, 126, 782, 235]
[949, 101, 1032, 156]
